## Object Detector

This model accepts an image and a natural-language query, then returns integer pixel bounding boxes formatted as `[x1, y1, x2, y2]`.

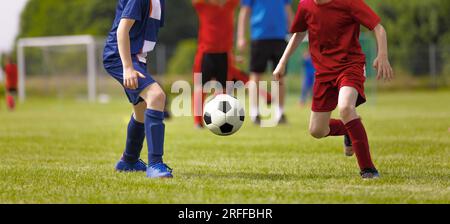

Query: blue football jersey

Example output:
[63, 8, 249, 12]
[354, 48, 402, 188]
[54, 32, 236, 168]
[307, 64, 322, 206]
[241, 0, 291, 41]
[103, 0, 165, 67]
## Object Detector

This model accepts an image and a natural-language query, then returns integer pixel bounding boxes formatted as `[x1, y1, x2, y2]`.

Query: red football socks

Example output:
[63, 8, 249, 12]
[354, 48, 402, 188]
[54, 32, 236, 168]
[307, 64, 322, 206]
[345, 118, 375, 169]
[6, 95, 15, 111]
[328, 119, 347, 136]
[193, 91, 206, 126]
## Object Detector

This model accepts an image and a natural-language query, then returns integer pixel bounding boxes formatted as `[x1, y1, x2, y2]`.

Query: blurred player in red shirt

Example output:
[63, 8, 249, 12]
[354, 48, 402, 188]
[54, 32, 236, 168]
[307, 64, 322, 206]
[192, 0, 271, 128]
[274, 0, 394, 179]
[2, 56, 18, 111]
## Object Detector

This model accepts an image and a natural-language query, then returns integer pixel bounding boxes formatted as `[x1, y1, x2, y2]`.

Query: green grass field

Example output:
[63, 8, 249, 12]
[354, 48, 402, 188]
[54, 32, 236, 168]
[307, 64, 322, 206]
[0, 90, 449, 204]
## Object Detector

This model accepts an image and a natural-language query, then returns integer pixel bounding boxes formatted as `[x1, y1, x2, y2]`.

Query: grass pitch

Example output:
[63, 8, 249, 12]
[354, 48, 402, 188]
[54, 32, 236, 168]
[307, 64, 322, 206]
[0, 91, 449, 204]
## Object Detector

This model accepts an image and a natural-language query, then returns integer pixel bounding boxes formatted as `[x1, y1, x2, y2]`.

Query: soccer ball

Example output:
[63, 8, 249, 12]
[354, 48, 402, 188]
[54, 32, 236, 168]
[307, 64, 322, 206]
[203, 94, 245, 136]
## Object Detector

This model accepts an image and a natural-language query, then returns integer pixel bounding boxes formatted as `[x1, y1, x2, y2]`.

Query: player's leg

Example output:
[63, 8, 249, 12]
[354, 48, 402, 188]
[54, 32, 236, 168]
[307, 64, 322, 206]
[338, 86, 378, 178]
[193, 51, 205, 128]
[115, 101, 148, 172]
[216, 53, 229, 93]
[338, 87, 360, 123]
[228, 62, 273, 104]
[104, 60, 172, 177]
[310, 80, 353, 157]
[310, 80, 348, 138]
[249, 41, 269, 125]
[140, 83, 173, 178]
[193, 53, 227, 128]
[249, 73, 262, 124]
[193, 90, 206, 129]
[205, 53, 227, 95]
[277, 75, 287, 123]
[106, 61, 164, 173]
[152, 75, 171, 119]
[6, 89, 16, 111]
[309, 111, 332, 139]
[336, 87, 355, 156]
[271, 40, 288, 124]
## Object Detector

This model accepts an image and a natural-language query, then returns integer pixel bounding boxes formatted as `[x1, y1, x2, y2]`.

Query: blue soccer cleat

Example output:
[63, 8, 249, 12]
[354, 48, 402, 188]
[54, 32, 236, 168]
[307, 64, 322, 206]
[115, 159, 147, 172]
[147, 163, 173, 178]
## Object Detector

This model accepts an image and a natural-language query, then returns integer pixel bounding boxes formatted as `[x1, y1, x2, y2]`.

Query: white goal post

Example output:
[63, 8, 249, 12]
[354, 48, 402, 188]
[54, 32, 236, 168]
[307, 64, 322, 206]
[0, 53, 3, 83]
[17, 35, 98, 102]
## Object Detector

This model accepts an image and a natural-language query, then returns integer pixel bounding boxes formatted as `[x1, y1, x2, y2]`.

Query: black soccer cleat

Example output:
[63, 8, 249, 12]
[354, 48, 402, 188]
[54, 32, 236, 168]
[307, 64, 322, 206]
[344, 135, 354, 157]
[252, 115, 261, 126]
[278, 114, 288, 125]
[360, 168, 380, 179]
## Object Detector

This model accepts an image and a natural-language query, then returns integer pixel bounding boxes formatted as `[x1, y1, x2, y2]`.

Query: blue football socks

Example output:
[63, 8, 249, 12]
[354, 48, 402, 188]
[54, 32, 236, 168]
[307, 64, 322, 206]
[145, 109, 165, 166]
[122, 114, 146, 163]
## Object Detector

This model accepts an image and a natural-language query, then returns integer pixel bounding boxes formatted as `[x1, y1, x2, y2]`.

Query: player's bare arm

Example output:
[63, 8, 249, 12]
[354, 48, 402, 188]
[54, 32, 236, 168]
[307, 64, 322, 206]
[373, 24, 394, 81]
[273, 32, 307, 82]
[237, 6, 251, 53]
[117, 18, 145, 90]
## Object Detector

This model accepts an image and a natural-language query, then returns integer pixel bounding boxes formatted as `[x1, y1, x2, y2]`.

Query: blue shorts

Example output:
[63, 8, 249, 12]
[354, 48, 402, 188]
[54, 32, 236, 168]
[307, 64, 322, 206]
[104, 60, 156, 105]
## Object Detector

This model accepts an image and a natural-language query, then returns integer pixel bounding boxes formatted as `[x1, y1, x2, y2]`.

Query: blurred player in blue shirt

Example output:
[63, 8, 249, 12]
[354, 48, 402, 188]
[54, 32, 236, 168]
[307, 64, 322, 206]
[300, 51, 315, 107]
[103, 0, 173, 178]
[237, 0, 294, 125]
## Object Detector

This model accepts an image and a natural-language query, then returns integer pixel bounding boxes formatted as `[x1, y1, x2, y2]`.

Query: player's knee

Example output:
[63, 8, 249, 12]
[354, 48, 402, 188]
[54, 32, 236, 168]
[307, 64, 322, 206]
[309, 126, 328, 139]
[338, 105, 356, 120]
[151, 90, 166, 105]
[143, 86, 166, 103]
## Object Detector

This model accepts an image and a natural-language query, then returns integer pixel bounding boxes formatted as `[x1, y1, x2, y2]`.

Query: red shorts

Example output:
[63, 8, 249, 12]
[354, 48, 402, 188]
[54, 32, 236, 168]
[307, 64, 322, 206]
[312, 65, 367, 112]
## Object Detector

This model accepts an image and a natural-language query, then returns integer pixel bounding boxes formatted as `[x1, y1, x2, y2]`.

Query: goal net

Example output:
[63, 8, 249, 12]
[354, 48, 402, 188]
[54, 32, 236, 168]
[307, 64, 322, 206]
[16, 35, 118, 103]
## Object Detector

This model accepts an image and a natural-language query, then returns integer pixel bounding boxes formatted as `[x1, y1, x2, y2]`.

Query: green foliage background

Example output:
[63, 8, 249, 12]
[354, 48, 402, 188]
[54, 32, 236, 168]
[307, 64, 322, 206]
[14, 0, 450, 80]
[17, 0, 197, 46]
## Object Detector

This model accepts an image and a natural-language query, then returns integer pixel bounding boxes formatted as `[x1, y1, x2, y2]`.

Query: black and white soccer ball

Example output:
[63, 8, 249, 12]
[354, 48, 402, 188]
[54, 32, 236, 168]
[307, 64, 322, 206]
[203, 94, 245, 136]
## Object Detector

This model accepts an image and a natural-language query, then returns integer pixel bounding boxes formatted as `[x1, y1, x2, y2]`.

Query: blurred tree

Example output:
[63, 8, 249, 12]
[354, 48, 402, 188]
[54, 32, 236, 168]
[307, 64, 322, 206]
[18, 0, 115, 37]
[167, 39, 197, 75]
[16, 0, 198, 77]
[17, 0, 197, 46]
[160, 0, 198, 46]
[16, 0, 450, 78]
[368, 0, 450, 76]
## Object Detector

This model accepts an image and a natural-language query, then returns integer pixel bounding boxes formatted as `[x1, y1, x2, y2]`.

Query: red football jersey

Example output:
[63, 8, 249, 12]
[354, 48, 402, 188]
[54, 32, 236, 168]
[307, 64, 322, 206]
[4, 63, 18, 89]
[291, 0, 380, 82]
[193, 0, 239, 53]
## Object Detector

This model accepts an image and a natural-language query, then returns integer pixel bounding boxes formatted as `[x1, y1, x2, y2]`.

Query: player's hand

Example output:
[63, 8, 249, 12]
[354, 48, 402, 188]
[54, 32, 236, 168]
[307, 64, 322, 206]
[273, 62, 287, 85]
[237, 38, 247, 53]
[373, 55, 394, 82]
[123, 67, 146, 90]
